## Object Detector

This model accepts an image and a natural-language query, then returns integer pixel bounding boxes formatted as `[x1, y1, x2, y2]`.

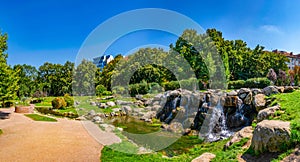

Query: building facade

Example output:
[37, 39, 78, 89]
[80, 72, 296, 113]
[273, 49, 300, 70]
[93, 55, 114, 69]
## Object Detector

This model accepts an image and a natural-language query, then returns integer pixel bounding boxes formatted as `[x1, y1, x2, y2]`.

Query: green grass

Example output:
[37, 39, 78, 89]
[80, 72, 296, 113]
[0, 129, 3, 135]
[34, 97, 56, 107]
[25, 114, 57, 122]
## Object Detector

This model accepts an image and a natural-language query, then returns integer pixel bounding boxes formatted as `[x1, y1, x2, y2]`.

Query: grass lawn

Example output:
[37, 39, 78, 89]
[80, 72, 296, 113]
[25, 114, 57, 122]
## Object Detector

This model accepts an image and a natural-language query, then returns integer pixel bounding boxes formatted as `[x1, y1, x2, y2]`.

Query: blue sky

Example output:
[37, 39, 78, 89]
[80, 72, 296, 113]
[1, 0, 300, 67]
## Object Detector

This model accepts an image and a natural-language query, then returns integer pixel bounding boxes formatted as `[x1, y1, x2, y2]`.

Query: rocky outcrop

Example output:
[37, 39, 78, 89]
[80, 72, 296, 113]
[191, 152, 216, 162]
[257, 105, 280, 122]
[262, 86, 279, 96]
[251, 120, 290, 154]
[224, 126, 253, 149]
[253, 94, 266, 112]
[284, 86, 294, 93]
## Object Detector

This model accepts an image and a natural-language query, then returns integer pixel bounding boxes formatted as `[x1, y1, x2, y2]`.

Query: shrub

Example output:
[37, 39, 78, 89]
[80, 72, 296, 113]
[228, 78, 270, 89]
[179, 78, 198, 91]
[32, 90, 47, 98]
[128, 82, 149, 96]
[163, 80, 180, 91]
[112, 86, 127, 95]
[51, 97, 67, 109]
[244, 77, 271, 88]
[63, 94, 74, 107]
[96, 84, 107, 96]
[149, 82, 164, 94]
[228, 80, 245, 89]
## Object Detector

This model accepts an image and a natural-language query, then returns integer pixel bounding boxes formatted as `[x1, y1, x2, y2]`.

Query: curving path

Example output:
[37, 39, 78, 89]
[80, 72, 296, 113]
[0, 108, 104, 162]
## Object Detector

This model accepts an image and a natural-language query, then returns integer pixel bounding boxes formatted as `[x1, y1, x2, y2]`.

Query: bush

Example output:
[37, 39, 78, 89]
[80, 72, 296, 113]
[149, 82, 164, 94]
[96, 84, 107, 96]
[163, 80, 180, 91]
[228, 78, 270, 89]
[63, 94, 74, 107]
[244, 78, 271, 88]
[179, 78, 198, 91]
[51, 97, 67, 109]
[128, 82, 149, 96]
[112, 86, 127, 95]
[228, 80, 246, 89]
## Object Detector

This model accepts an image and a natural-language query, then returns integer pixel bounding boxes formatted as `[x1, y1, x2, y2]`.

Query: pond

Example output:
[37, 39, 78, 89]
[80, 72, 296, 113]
[109, 116, 204, 156]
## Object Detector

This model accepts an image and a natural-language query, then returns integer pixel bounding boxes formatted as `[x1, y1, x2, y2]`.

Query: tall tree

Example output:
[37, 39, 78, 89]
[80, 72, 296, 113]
[0, 32, 19, 106]
[13, 64, 38, 98]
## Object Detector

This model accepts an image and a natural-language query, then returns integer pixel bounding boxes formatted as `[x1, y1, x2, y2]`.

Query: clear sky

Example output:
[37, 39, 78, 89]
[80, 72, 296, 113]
[1, 0, 300, 67]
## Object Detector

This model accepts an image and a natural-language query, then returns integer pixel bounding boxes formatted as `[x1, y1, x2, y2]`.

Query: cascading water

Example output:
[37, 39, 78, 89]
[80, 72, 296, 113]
[200, 94, 233, 142]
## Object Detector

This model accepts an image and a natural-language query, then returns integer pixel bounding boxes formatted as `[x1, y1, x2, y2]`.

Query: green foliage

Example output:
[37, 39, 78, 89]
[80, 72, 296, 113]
[0, 129, 3, 135]
[228, 77, 270, 89]
[25, 114, 57, 122]
[51, 97, 67, 109]
[35, 107, 78, 118]
[112, 86, 127, 95]
[0, 32, 19, 107]
[38, 61, 74, 96]
[163, 81, 180, 91]
[73, 59, 97, 96]
[95, 84, 107, 96]
[128, 81, 149, 96]
[63, 93, 74, 107]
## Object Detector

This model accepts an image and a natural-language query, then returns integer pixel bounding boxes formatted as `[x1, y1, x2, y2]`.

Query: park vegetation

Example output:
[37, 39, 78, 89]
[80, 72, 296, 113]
[0, 28, 298, 105]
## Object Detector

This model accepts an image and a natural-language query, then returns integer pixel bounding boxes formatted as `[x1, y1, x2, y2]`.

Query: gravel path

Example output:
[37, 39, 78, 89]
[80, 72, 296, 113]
[0, 108, 104, 162]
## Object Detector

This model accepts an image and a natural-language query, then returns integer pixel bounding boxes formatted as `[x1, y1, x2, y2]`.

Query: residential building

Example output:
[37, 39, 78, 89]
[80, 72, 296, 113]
[93, 55, 114, 69]
[272, 49, 300, 70]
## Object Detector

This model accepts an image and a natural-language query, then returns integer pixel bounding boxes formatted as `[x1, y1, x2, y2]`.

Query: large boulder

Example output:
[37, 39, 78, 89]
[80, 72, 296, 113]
[262, 86, 279, 96]
[284, 86, 294, 93]
[253, 94, 266, 112]
[275, 86, 285, 93]
[106, 101, 116, 107]
[257, 105, 280, 122]
[224, 126, 253, 149]
[224, 96, 238, 107]
[168, 122, 184, 134]
[191, 152, 216, 162]
[238, 88, 251, 100]
[251, 120, 291, 154]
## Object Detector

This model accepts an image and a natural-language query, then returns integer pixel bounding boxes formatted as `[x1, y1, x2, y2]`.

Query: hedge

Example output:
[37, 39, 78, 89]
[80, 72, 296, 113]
[228, 77, 271, 89]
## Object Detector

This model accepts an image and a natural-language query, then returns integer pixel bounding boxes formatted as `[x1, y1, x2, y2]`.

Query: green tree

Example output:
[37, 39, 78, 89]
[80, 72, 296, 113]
[73, 59, 97, 96]
[13, 64, 38, 98]
[0, 32, 19, 106]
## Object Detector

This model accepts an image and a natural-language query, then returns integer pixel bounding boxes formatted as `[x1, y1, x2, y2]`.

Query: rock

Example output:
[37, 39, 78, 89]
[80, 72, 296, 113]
[276, 86, 285, 93]
[100, 124, 115, 132]
[112, 108, 121, 112]
[140, 111, 156, 120]
[262, 86, 279, 96]
[253, 94, 266, 112]
[224, 96, 238, 107]
[116, 100, 133, 106]
[122, 106, 132, 114]
[98, 103, 107, 109]
[90, 101, 96, 106]
[153, 94, 163, 101]
[251, 120, 290, 153]
[170, 90, 180, 96]
[238, 88, 251, 100]
[191, 152, 216, 162]
[284, 86, 294, 93]
[224, 126, 253, 149]
[151, 105, 162, 111]
[168, 122, 184, 134]
[182, 118, 195, 128]
[257, 105, 280, 122]
[134, 100, 144, 107]
[106, 101, 116, 107]
[135, 94, 143, 100]
[227, 113, 249, 128]
[92, 116, 103, 123]
[227, 90, 238, 96]
[87, 110, 96, 116]
[251, 88, 262, 95]
[243, 92, 253, 105]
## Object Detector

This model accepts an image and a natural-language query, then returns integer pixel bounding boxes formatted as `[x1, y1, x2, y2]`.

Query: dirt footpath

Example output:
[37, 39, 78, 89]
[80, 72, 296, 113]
[0, 108, 103, 162]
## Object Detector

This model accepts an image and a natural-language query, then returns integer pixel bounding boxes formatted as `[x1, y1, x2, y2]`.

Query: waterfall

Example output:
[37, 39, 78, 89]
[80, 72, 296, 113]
[199, 95, 232, 142]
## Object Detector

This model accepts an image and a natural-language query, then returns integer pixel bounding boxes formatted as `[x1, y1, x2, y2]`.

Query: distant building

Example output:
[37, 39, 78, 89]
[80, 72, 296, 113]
[93, 55, 114, 69]
[273, 49, 300, 70]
